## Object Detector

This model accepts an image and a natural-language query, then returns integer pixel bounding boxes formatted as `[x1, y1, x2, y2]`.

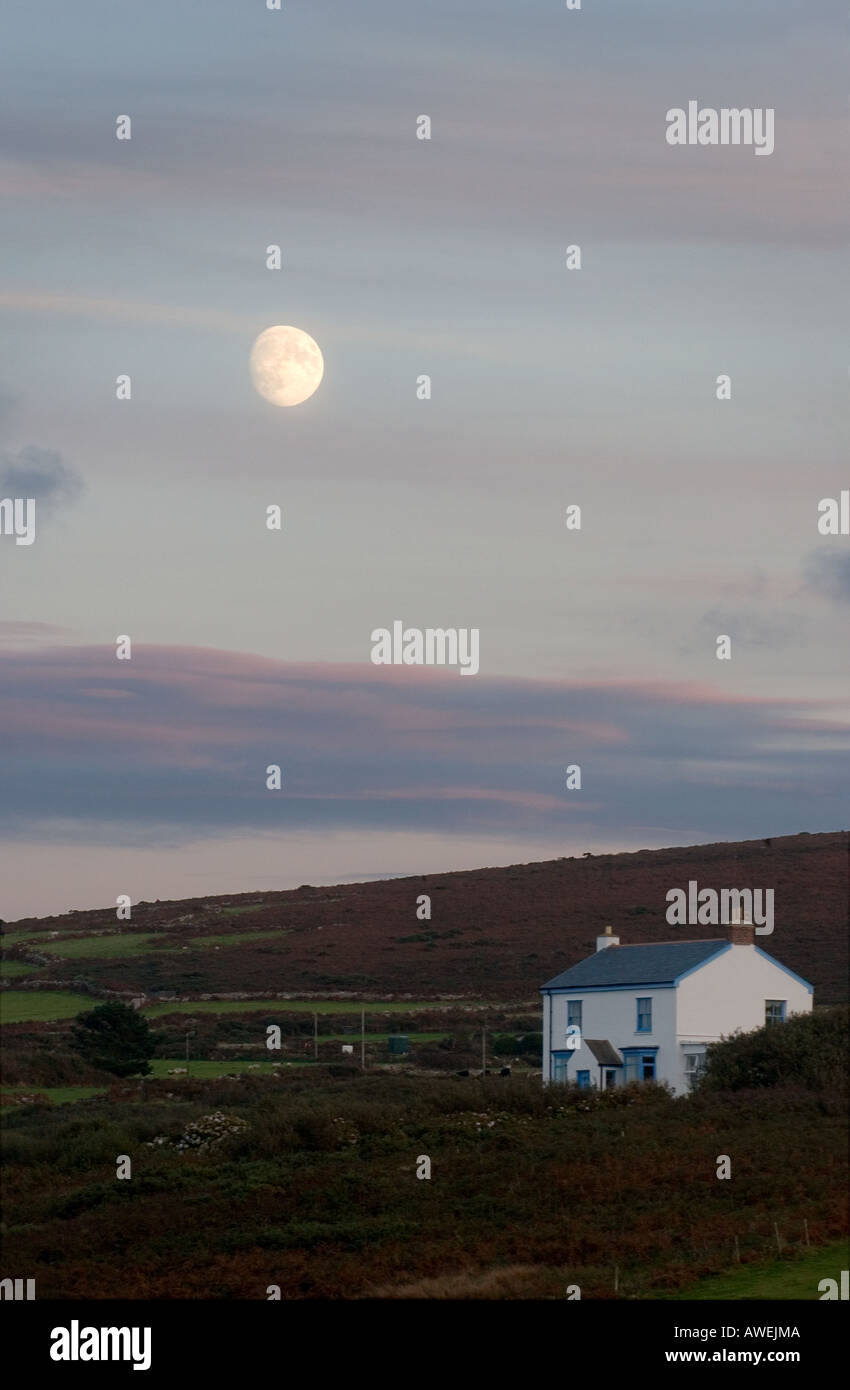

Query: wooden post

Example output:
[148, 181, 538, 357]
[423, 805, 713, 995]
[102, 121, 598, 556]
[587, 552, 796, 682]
[613, 1265, 619, 1294]
[803, 1219, 810, 1247]
[313, 1012, 318, 1060]
[774, 1222, 782, 1254]
[734, 1234, 740, 1263]
[482, 1026, 486, 1076]
[361, 1008, 366, 1070]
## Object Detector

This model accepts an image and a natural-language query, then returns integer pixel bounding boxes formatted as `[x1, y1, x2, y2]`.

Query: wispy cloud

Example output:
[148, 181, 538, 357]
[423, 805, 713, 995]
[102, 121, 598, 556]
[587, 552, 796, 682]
[0, 641, 846, 848]
[0, 446, 83, 520]
[803, 549, 850, 604]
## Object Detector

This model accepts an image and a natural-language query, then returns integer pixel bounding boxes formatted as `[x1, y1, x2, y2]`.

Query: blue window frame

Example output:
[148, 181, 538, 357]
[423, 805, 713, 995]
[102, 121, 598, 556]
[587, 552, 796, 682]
[552, 1052, 570, 1083]
[637, 997, 652, 1033]
[765, 999, 786, 1025]
[622, 1047, 658, 1083]
[576, 1070, 590, 1089]
[567, 999, 582, 1030]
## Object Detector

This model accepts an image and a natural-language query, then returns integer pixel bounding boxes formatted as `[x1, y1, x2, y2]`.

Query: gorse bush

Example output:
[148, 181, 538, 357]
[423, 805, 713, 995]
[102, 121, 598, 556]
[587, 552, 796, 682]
[696, 1006, 849, 1093]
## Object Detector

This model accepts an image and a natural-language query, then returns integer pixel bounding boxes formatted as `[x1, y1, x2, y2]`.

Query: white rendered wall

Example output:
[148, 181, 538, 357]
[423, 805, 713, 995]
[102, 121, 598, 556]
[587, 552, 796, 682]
[673, 943, 812, 1093]
[545, 985, 677, 1088]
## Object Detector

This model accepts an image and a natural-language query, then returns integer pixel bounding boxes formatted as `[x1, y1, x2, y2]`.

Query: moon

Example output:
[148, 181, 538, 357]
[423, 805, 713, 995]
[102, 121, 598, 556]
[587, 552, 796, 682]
[249, 325, 324, 407]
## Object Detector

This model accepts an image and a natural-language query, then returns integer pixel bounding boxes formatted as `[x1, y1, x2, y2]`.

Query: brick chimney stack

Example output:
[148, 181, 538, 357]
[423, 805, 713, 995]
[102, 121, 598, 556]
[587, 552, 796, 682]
[727, 903, 755, 946]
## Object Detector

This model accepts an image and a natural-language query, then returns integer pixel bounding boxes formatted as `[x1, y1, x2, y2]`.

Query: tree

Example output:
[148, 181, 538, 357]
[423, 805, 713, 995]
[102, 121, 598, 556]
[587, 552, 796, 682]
[70, 1001, 156, 1078]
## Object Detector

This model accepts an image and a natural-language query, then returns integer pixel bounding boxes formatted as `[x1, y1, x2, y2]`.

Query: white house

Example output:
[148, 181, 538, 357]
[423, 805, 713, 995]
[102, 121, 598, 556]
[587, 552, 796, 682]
[541, 922, 813, 1095]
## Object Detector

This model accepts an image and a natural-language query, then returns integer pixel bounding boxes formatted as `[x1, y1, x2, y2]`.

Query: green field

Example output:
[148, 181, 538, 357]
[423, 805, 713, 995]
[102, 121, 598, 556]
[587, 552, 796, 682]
[143, 998, 466, 1018]
[0, 960, 38, 978]
[34, 932, 162, 958]
[6, 928, 289, 959]
[148, 1059, 308, 1078]
[1, 1085, 107, 1105]
[184, 930, 290, 948]
[0, 991, 470, 1024]
[669, 1241, 850, 1300]
[0, 991, 97, 1023]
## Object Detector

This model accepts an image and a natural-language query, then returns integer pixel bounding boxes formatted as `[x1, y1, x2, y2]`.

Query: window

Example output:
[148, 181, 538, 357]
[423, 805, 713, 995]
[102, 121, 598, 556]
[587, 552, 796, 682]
[552, 1053, 569, 1083]
[765, 1000, 786, 1025]
[684, 1053, 705, 1075]
[636, 997, 652, 1033]
[622, 1047, 658, 1083]
[576, 1070, 590, 1089]
[567, 1000, 582, 1030]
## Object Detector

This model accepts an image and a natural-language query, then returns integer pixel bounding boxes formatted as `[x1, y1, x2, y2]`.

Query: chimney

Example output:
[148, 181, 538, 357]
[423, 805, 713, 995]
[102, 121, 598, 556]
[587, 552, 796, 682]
[596, 924, 620, 952]
[727, 903, 754, 946]
[728, 921, 755, 946]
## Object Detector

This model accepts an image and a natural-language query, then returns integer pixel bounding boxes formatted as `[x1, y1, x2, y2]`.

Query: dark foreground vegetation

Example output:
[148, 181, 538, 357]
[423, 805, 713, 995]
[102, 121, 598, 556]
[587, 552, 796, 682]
[1, 1009, 846, 1299]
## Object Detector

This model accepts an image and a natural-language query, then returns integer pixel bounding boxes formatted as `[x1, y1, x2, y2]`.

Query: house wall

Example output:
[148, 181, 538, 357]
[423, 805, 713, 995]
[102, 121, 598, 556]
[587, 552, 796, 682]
[543, 984, 678, 1089]
[672, 943, 813, 1095]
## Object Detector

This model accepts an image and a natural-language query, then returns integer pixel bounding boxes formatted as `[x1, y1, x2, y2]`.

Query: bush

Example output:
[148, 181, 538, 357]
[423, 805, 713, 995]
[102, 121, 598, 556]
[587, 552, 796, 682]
[695, 1006, 849, 1093]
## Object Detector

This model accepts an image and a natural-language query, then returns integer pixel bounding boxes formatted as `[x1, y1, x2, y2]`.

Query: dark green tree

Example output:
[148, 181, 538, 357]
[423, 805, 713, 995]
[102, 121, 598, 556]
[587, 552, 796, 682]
[70, 1001, 156, 1078]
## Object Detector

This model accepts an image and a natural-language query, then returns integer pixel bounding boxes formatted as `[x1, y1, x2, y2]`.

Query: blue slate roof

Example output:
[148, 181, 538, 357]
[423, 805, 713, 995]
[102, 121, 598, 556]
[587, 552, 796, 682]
[541, 940, 729, 990]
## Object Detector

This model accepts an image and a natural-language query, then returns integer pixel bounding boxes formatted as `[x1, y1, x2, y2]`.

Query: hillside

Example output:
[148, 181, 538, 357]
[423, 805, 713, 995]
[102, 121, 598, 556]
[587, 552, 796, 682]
[2, 831, 846, 1004]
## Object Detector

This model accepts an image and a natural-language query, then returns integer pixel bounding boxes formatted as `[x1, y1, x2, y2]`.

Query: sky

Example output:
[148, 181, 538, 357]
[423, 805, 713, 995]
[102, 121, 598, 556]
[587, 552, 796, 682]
[1, 0, 847, 919]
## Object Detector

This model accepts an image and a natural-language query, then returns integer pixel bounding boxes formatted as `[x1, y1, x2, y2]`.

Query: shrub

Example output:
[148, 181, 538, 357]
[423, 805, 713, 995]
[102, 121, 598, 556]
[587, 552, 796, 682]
[696, 1006, 849, 1093]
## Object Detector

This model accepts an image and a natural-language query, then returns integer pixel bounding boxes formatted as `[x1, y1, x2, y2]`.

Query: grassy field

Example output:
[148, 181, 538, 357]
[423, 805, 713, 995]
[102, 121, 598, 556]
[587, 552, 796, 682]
[1, 1085, 107, 1105]
[0, 931, 40, 948]
[184, 931, 290, 948]
[147, 1059, 303, 1078]
[670, 1241, 850, 1300]
[33, 932, 162, 958]
[0, 960, 38, 978]
[0, 991, 475, 1024]
[143, 998, 483, 1018]
[2, 928, 288, 960]
[0, 991, 97, 1023]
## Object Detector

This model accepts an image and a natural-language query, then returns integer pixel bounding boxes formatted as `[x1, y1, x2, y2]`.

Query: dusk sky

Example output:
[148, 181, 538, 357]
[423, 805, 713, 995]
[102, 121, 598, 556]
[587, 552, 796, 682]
[1, 0, 847, 920]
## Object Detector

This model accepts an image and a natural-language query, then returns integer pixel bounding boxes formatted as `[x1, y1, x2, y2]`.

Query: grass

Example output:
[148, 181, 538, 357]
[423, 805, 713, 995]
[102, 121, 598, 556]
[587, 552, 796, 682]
[0, 992, 470, 1025]
[0, 960, 38, 978]
[183, 931, 291, 948]
[0, 931, 40, 948]
[1, 1085, 107, 1105]
[148, 1059, 309, 1078]
[668, 1241, 850, 1300]
[143, 998, 477, 1018]
[12, 929, 291, 958]
[318, 1031, 448, 1043]
[33, 933, 162, 958]
[0, 991, 98, 1023]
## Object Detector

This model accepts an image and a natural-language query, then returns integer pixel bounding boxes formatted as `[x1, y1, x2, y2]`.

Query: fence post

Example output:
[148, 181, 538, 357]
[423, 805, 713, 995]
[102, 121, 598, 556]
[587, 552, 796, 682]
[803, 1219, 810, 1247]
[614, 1265, 619, 1294]
[734, 1234, 740, 1263]
[773, 1222, 782, 1254]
